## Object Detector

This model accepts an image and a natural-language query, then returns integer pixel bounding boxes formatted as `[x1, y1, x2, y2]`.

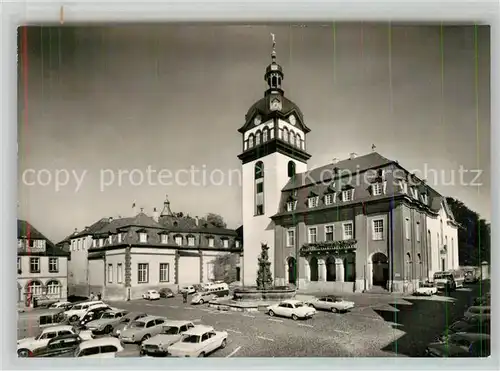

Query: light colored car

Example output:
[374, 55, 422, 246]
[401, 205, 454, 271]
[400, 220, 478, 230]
[48, 301, 72, 309]
[305, 296, 355, 313]
[119, 316, 167, 344]
[73, 337, 125, 358]
[141, 321, 195, 356]
[414, 282, 438, 296]
[17, 324, 93, 357]
[426, 332, 491, 357]
[63, 301, 105, 322]
[85, 309, 129, 334]
[191, 292, 216, 305]
[143, 290, 161, 300]
[112, 312, 148, 337]
[267, 300, 316, 320]
[464, 306, 491, 321]
[166, 325, 228, 357]
[180, 286, 196, 295]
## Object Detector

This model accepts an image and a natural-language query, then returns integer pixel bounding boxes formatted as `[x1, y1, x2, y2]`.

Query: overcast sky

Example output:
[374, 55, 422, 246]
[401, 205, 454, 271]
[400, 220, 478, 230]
[17, 24, 490, 242]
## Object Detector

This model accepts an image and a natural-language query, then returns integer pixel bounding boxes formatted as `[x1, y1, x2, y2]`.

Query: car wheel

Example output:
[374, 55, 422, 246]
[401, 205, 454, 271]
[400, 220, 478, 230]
[268, 310, 275, 317]
[291, 314, 298, 321]
[69, 315, 79, 322]
[199, 299, 204, 304]
[198, 352, 206, 357]
[18, 349, 31, 357]
[104, 325, 113, 334]
[331, 307, 338, 313]
[220, 339, 227, 349]
[141, 334, 150, 342]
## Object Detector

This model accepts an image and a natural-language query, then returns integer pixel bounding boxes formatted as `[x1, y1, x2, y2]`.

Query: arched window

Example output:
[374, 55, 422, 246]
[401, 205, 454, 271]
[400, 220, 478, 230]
[296, 134, 302, 149]
[263, 127, 268, 142]
[248, 134, 254, 148]
[26, 280, 43, 297]
[271, 76, 277, 87]
[290, 131, 296, 146]
[283, 128, 289, 142]
[287, 161, 296, 178]
[255, 162, 265, 215]
[406, 252, 412, 281]
[344, 252, 356, 282]
[255, 130, 262, 145]
[326, 256, 336, 281]
[46, 280, 61, 298]
[417, 253, 422, 280]
[309, 257, 318, 282]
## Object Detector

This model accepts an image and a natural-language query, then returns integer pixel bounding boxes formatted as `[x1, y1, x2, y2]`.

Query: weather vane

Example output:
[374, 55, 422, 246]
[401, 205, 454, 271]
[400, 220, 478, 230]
[271, 33, 276, 49]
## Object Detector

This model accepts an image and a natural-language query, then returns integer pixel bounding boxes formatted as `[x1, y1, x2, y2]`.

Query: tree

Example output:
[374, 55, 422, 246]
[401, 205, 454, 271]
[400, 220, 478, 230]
[256, 243, 273, 290]
[206, 213, 227, 228]
[446, 197, 491, 265]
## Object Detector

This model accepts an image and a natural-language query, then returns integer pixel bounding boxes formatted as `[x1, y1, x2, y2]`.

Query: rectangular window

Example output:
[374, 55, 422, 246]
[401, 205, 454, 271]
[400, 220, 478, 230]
[108, 236, 113, 244]
[92, 239, 97, 248]
[30, 257, 40, 273]
[256, 182, 264, 193]
[235, 241, 240, 248]
[342, 222, 354, 240]
[159, 263, 169, 282]
[405, 218, 410, 240]
[17, 257, 21, 272]
[324, 194, 334, 205]
[161, 234, 168, 244]
[286, 201, 295, 212]
[208, 238, 214, 247]
[138, 263, 149, 283]
[307, 197, 318, 208]
[308, 227, 317, 243]
[175, 236, 183, 245]
[188, 236, 195, 246]
[342, 190, 353, 202]
[416, 222, 421, 242]
[107, 264, 113, 283]
[287, 229, 295, 247]
[117, 263, 123, 284]
[48, 257, 59, 273]
[139, 233, 148, 243]
[255, 178, 264, 215]
[99, 239, 104, 247]
[223, 239, 229, 248]
[372, 183, 382, 196]
[256, 204, 264, 215]
[372, 219, 384, 240]
[117, 233, 122, 243]
[325, 225, 334, 241]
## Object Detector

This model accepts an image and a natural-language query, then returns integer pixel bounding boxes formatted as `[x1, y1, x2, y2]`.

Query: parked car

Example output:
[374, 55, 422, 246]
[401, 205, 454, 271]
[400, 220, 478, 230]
[141, 320, 195, 357]
[414, 282, 438, 296]
[119, 316, 167, 344]
[30, 333, 84, 358]
[159, 288, 175, 298]
[266, 300, 316, 320]
[17, 325, 93, 357]
[73, 337, 125, 358]
[191, 292, 216, 305]
[85, 309, 129, 335]
[143, 290, 161, 300]
[48, 301, 73, 310]
[305, 296, 355, 313]
[180, 286, 196, 295]
[112, 312, 148, 337]
[473, 293, 491, 306]
[76, 306, 113, 328]
[437, 319, 490, 342]
[464, 306, 491, 321]
[63, 301, 105, 322]
[426, 332, 491, 357]
[166, 325, 228, 357]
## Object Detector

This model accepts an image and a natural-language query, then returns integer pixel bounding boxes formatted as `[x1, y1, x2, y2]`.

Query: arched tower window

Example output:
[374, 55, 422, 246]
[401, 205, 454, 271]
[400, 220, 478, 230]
[255, 161, 265, 215]
[271, 76, 277, 87]
[287, 161, 296, 178]
[248, 134, 255, 148]
[263, 127, 269, 142]
[290, 131, 296, 147]
[296, 133, 303, 149]
[255, 130, 262, 146]
[283, 128, 289, 142]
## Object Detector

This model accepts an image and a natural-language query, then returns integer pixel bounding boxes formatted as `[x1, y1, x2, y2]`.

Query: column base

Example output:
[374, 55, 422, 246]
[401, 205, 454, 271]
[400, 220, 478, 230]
[275, 278, 285, 286]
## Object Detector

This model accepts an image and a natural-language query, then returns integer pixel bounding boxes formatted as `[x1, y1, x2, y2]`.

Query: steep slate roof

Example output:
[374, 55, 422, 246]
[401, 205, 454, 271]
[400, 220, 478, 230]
[17, 219, 69, 257]
[158, 215, 238, 236]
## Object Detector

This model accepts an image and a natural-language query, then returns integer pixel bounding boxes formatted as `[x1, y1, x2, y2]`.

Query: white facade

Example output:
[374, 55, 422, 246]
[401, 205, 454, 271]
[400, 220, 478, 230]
[241, 152, 307, 286]
[426, 201, 459, 279]
[68, 235, 93, 287]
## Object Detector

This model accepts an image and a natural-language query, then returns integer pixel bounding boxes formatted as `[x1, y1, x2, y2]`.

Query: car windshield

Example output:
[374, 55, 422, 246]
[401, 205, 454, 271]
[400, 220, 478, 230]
[161, 326, 179, 335]
[72, 305, 82, 310]
[182, 334, 200, 343]
[130, 321, 146, 328]
[293, 302, 304, 307]
[100, 312, 115, 319]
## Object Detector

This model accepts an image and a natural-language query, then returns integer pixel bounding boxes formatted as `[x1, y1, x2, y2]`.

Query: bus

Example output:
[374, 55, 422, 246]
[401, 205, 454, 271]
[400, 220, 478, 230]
[433, 269, 465, 291]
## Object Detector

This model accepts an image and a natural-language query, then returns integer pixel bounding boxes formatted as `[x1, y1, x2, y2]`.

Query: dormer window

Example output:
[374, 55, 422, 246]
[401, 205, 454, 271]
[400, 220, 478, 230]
[174, 235, 183, 245]
[139, 232, 148, 243]
[108, 236, 113, 244]
[99, 239, 104, 247]
[117, 233, 122, 243]
[208, 237, 215, 247]
[342, 189, 354, 202]
[324, 193, 335, 205]
[421, 193, 429, 204]
[223, 239, 229, 248]
[286, 201, 297, 212]
[235, 241, 240, 248]
[248, 134, 254, 148]
[307, 196, 319, 208]
[411, 187, 419, 199]
[399, 180, 408, 194]
[92, 239, 97, 248]
[188, 236, 195, 246]
[378, 169, 385, 179]
[173, 221, 178, 227]
[372, 183, 382, 196]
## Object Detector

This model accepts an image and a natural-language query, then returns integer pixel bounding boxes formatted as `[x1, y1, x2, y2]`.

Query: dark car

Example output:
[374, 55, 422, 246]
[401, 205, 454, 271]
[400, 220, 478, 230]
[30, 333, 83, 357]
[159, 288, 175, 298]
[426, 333, 491, 357]
[438, 319, 490, 342]
[76, 307, 111, 328]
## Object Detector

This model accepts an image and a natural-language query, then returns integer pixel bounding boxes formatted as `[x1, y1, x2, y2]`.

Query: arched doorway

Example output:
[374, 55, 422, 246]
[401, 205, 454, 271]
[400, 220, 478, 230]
[326, 256, 337, 281]
[287, 257, 297, 285]
[372, 252, 389, 287]
[309, 256, 318, 282]
[235, 267, 241, 282]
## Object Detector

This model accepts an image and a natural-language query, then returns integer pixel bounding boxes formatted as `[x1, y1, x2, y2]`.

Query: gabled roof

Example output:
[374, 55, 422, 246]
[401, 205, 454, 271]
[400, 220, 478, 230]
[17, 219, 69, 257]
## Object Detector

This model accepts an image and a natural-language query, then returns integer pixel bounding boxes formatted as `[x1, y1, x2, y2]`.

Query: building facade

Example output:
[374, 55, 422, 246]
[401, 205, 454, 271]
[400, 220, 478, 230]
[62, 197, 243, 301]
[239, 40, 459, 294]
[17, 220, 69, 304]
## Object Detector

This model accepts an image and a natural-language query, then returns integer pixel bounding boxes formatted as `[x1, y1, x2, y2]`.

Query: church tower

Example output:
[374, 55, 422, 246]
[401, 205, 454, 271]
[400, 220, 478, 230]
[237, 35, 311, 287]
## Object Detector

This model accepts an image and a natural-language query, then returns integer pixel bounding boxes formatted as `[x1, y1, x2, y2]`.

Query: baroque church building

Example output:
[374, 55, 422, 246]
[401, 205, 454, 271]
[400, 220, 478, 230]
[238, 39, 459, 294]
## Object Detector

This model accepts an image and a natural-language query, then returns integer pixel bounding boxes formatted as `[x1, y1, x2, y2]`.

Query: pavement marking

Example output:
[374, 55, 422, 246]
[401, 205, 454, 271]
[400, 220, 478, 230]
[145, 304, 161, 307]
[242, 314, 256, 318]
[186, 307, 195, 310]
[169, 305, 179, 308]
[297, 323, 314, 328]
[268, 318, 283, 323]
[226, 346, 242, 358]
[226, 329, 243, 334]
[256, 336, 274, 342]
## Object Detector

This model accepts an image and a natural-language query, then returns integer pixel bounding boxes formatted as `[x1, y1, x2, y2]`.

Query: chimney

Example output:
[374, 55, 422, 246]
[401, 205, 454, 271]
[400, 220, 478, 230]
[153, 207, 159, 222]
[74, 228, 78, 234]
[195, 216, 199, 226]
[332, 158, 338, 164]
[108, 217, 113, 222]
[349, 152, 358, 160]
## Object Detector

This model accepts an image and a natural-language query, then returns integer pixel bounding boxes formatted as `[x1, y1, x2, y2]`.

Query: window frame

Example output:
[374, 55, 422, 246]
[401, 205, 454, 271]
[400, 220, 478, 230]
[342, 222, 354, 240]
[372, 219, 384, 241]
[307, 227, 317, 244]
[159, 263, 170, 283]
[137, 263, 149, 284]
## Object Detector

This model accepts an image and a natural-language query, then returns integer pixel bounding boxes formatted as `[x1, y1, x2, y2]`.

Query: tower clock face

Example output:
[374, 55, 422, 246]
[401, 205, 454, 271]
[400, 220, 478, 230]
[289, 115, 296, 126]
[270, 97, 282, 111]
[254, 116, 262, 126]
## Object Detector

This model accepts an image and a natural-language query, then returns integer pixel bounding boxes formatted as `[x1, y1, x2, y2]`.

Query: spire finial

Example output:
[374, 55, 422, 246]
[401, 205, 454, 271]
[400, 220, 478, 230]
[270, 33, 276, 61]
[372, 144, 376, 152]
[165, 194, 169, 203]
